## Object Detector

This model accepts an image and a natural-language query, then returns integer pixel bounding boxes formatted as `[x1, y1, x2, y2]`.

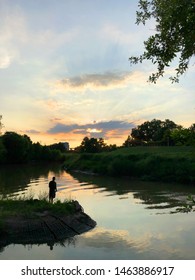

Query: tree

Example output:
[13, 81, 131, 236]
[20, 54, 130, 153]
[0, 137, 6, 163]
[129, 0, 195, 83]
[170, 126, 195, 145]
[78, 137, 107, 153]
[123, 135, 143, 147]
[49, 142, 68, 152]
[189, 123, 195, 132]
[130, 119, 179, 144]
[123, 135, 132, 147]
[2, 132, 32, 163]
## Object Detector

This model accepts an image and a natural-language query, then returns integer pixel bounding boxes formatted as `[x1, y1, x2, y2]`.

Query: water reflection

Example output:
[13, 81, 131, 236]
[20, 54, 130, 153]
[0, 163, 62, 196]
[69, 171, 195, 213]
[79, 216, 195, 260]
[0, 236, 77, 255]
[0, 164, 195, 259]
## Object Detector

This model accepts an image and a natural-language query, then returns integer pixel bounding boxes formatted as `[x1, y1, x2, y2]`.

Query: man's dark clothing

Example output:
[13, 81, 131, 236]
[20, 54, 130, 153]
[49, 179, 57, 199]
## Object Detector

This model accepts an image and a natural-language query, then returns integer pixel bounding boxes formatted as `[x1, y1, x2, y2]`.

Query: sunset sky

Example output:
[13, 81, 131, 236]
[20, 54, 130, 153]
[1, 0, 195, 148]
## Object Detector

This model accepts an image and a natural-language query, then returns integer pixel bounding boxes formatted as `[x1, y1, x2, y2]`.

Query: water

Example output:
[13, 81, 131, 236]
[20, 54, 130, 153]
[0, 164, 195, 260]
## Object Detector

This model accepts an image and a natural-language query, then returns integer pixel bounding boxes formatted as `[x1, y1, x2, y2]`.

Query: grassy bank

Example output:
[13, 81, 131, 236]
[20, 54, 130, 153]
[0, 197, 75, 220]
[64, 146, 195, 184]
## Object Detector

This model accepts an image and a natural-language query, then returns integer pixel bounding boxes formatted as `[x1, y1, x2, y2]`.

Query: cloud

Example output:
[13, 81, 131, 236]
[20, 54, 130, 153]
[47, 120, 135, 143]
[48, 120, 134, 134]
[25, 129, 40, 134]
[0, 49, 12, 69]
[48, 123, 81, 134]
[95, 120, 133, 130]
[0, 3, 80, 74]
[80, 227, 183, 259]
[52, 71, 134, 92]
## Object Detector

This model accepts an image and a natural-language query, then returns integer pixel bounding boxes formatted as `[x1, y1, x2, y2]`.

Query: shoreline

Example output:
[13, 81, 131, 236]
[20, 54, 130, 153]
[63, 147, 195, 185]
[0, 199, 96, 249]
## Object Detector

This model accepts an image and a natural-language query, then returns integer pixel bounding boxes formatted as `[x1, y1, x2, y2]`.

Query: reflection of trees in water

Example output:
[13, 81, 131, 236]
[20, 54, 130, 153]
[69, 171, 195, 212]
[0, 245, 4, 254]
[0, 236, 77, 253]
[46, 237, 76, 251]
[46, 236, 77, 251]
[0, 163, 62, 196]
[132, 190, 195, 214]
[133, 191, 182, 210]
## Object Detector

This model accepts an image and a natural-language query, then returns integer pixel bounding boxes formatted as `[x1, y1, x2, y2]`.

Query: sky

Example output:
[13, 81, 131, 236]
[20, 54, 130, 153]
[0, 0, 194, 148]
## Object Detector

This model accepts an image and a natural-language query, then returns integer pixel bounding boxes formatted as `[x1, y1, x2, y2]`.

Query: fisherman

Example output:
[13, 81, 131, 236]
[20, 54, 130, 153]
[48, 177, 57, 203]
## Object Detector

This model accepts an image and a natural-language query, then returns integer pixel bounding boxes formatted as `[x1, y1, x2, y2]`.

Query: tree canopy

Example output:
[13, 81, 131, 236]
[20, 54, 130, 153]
[78, 137, 106, 153]
[2, 132, 33, 163]
[129, 0, 195, 83]
[123, 119, 195, 146]
[130, 119, 179, 144]
[75, 137, 117, 153]
[0, 131, 66, 163]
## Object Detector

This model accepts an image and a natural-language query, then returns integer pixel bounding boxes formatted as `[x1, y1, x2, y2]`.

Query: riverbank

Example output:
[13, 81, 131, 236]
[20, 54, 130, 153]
[63, 146, 195, 184]
[0, 198, 96, 248]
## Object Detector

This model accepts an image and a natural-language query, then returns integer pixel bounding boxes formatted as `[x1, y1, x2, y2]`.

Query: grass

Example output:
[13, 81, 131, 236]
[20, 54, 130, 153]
[0, 195, 76, 220]
[64, 146, 195, 184]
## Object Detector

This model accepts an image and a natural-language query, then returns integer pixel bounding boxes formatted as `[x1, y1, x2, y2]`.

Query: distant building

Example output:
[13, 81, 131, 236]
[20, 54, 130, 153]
[63, 142, 70, 151]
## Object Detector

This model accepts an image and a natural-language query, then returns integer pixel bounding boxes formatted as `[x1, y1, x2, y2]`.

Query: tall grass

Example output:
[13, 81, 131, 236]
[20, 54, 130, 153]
[0, 195, 75, 219]
[64, 147, 195, 184]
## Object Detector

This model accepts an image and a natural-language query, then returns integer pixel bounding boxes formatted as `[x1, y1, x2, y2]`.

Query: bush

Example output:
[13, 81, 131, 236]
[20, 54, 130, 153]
[108, 157, 136, 176]
[63, 147, 195, 184]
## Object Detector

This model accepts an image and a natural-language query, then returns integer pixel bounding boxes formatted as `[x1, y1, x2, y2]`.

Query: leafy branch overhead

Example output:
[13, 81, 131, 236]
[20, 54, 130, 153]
[129, 0, 195, 83]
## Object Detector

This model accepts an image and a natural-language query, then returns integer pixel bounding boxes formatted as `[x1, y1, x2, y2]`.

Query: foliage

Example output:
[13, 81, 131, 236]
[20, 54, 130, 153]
[129, 119, 180, 145]
[123, 119, 195, 146]
[123, 135, 143, 147]
[79, 137, 106, 153]
[0, 138, 6, 163]
[2, 132, 32, 163]
[129, 0, 195, 83]
[49, 142, 69, 152]
[170, 127, 195, 146]
[75, 137, 118, 153]
[0, 197, 75, 219]
[0, 131, 66, 164]
[64, 146, 195, 184]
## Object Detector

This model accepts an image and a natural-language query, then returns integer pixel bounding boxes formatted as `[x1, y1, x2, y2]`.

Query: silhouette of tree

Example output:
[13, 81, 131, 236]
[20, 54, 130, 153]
[130, 119, 179, 144]
[2, 132, 32, 163]
[79, 137, 107, 153]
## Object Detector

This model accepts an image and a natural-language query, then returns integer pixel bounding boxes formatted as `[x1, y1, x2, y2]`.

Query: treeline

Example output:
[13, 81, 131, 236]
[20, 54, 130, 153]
[123, 119, 195, 147]
[75, 119, 195, 153]
[0, 132, 67, 164]
[0, 118, 194, 163]
[74, 137, 117, 153]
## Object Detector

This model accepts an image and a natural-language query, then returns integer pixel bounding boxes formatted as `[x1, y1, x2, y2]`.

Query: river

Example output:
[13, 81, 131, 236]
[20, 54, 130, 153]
[0, 163, 195, 260]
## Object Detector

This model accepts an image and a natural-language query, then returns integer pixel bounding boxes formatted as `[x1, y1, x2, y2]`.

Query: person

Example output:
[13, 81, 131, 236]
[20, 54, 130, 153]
[48, 176, 57, 203]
